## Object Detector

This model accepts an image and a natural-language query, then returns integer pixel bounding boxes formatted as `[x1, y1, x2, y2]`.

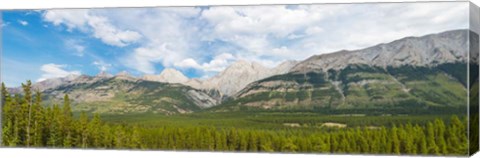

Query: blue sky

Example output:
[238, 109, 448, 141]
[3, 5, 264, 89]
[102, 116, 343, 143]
[1, 2, 469, 87]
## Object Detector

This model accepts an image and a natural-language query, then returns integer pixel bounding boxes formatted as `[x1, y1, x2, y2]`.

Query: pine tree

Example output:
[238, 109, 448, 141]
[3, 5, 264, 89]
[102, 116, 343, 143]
[214, 130, 226, 151]
[79, 112, 89, 148]
[434, 119, 447, 155]
[419, 135, 428, 155]
[47, 104, 61, 147]
[330, 133, 339, 153]
[379, 127, 388, 154]
[247, 132, 258, 152]
[446, 115, 466, 154]
[10, 118, 20, 147]
[99, 124, 112, 148]
[1, 82, 13, 146]
[356, 128, 369, 153]
[21, 80, 33, 147]
[281, 138, 298, 152]
[32, 90, 45, 147]
[113, 125, 126, 149]
[426, 122, 440, 155]
[415, 125, 428, 155]
[404, 123, 416, 154]
[227, 128, 238, 151]
[88, 114, 101, 148]
[258, 134, 274, 152]
[338, 134, 350, 153]
[391, 126, 400, 155]
[130, 125, 143, 149]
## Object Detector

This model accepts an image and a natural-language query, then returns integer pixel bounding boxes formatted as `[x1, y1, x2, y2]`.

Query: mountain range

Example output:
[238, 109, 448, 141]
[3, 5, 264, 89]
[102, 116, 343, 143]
[8, 29, 476, 115]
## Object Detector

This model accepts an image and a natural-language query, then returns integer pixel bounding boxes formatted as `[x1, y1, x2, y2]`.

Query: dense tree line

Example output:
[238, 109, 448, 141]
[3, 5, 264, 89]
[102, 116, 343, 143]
[0, 81, 469, 155]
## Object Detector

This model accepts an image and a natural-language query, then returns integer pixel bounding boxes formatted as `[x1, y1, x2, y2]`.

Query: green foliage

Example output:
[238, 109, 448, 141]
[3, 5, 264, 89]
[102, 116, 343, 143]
[44, 79, 204, 115]
[0, 81, 472, 156]
[217, 63, 468, 113]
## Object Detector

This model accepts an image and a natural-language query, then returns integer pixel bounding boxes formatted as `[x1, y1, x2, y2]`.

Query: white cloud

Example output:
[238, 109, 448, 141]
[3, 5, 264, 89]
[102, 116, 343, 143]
[305, 26, 324, 35]
[42, 10, 88, 30]
[43, 10, 142, 47]
[199, 3, 468, 62]
[175, 58, 201, 69]
[201, 6, 325, 38]
[40, 2, 469, 78]
[123, 42, 184, 74]
[93, 61, 112, 71]
[37, 63, 81, 82]
[65, 39, 85, 56]
[108, 8, 202, 74]
[121, 3, 469, 76]
[18, 20, 28, 26]
[175, 53, 236, 72]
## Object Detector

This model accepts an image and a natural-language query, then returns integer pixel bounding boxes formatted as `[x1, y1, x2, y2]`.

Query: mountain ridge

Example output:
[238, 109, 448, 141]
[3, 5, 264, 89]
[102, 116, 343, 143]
[6, 29, 474, 115]
[291, 29, 469, 73]
[216, 29, 473, 112]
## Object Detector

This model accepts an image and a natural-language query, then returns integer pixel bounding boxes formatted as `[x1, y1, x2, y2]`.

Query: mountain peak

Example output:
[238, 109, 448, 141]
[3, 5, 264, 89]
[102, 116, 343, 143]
[116, 71, 130, 77]
[64, 74, 80, 81]
[114, 71, 137, 81]
[229, 60, 251, 67]
[158, 68, 189, 83]
[223, 60, 268, 73]
[291, 29, 469, 73]
[271, 60, 299, 75]
[142, 68, 189, 84]
[96, 71, 113, 78]
[159, 68, 185, 77]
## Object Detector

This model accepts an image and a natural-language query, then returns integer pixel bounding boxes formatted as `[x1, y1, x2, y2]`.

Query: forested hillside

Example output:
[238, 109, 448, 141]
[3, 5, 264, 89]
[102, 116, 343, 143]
[1, 81, 469, 155]
[218, 63, 468, 113]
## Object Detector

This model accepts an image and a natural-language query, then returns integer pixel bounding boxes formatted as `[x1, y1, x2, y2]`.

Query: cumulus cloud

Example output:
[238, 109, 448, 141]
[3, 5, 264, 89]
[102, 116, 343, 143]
[200, 3, 468, 61]
[18, 20, 28, 26]
[93, 61, 112, 71]
[123, 42, 184, 74]
[43, 10, 142, 47]
[175, 53, 236, 72]
[109, 8, 202, 74]
[37, 63, 81, 82]
[41, 2, 469, 77]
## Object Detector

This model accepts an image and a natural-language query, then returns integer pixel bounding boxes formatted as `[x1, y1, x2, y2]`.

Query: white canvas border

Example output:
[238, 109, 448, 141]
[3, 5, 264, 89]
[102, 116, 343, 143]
[0, 0, 478, 158]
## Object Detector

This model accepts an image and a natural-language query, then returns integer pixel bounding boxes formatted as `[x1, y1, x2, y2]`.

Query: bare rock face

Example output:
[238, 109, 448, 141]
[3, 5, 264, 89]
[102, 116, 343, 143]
[199, 60, 271, 96]
[270, 60, 299, 75]
[142, 68, 189, 84]
[114, 71, 137, 81]
[24, 74, 80, 92]
[291, 30, 469, 73]
[8, 29, 472, 113]
[224, 30, 472, 111]
[181, 60, 298, 97]
[96, 71, 113, 78]
[186, 90, 221, 108]
[41, 76, 222, 115]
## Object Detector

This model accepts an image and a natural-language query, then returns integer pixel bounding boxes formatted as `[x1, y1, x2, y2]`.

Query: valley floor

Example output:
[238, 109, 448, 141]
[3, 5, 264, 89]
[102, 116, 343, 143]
[96, 112, 456, 130]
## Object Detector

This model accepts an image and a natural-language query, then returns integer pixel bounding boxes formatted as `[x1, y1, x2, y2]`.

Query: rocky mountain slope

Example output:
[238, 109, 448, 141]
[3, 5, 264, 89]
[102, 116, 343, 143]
[142, 68, 189, 84]
[144, 60, 298, 97]
[196, 60, 273, 96]
[213, 29, 473, 112]
[42, 75, 221, 115]
[9, 29, 474, 115]
[187, 60, 298, 96]
[8, 59, 297, 114]
[291, 30, 468, 72]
